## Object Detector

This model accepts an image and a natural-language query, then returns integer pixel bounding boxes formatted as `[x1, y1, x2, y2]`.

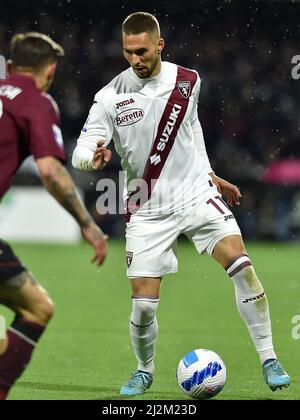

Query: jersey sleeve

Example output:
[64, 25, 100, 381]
[26, 96, 66, 162]
[191, 73, 213, 174]
[72, 98, 113, 171]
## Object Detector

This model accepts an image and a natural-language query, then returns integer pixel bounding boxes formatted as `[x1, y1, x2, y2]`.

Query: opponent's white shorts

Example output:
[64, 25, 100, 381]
[125, 189, 241, 278]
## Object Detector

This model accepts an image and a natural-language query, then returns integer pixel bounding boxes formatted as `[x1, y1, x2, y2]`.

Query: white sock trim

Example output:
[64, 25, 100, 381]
[132, 296, 159, 302]
[226, 255, 251, 277]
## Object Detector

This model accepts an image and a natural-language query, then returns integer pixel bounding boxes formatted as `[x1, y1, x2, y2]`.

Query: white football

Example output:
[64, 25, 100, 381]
[177, 349, 226, 399]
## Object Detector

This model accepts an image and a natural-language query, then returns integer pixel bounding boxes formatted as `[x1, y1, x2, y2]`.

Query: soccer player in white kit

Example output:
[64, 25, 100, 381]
[72, 12, 290, 396]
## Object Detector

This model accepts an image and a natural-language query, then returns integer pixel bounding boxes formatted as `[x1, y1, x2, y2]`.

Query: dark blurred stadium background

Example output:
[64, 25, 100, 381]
[1, 0, 300, 241]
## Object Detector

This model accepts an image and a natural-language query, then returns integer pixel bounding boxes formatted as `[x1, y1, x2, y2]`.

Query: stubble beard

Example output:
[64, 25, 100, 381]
[134, 55, 159, 79]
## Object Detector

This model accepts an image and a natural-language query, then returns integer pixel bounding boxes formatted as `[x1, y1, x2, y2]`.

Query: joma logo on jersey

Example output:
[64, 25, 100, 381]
[181, 362, 223, 392]
[115, 108, 144, 126]
[150, 103, 182, 166]
[115, 98, 135, 109]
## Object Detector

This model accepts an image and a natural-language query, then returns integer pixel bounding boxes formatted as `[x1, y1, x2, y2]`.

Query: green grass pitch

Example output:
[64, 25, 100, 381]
[1, 240, 299, 400]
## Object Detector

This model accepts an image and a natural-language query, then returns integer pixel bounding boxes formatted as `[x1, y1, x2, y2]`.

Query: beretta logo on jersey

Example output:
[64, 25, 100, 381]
[114, 108, 144, 126]
[178, 81, 191, 98]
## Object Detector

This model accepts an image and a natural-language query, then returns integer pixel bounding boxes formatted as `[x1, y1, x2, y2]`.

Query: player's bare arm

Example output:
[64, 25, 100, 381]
[36, 156, 108, 266]
[92, 140, 112, 170]
[209, 173, 242, 207]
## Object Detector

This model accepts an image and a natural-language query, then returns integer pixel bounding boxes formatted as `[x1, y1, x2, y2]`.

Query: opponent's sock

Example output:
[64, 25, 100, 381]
[226, 254, 276, 365]
[130, 297, 159, 374]
[0, 317, 45, 399]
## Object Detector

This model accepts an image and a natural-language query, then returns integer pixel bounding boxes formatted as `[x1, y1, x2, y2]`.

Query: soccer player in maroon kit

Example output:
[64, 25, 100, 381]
[0, 32, 108, 400]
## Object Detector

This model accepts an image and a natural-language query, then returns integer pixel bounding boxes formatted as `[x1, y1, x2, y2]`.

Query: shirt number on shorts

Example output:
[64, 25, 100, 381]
[206, 196, 229, 214]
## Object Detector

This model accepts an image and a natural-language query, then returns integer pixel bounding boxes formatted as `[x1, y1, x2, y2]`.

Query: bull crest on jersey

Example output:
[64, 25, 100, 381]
[178, 81, 191, 98]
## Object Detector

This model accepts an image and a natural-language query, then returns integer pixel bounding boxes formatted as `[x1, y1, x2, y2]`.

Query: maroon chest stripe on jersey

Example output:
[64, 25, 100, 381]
[125, 66, 197, 222]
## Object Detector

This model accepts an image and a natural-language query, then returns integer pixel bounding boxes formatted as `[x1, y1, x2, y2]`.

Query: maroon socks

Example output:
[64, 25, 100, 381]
[0, 317, 45, 399]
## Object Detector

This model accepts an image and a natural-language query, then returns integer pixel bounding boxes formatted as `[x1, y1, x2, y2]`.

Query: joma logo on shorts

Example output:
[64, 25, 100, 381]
[224, 215, 235, 222]
[115, 98, 135, 109]
[150, 103, 182, 166]
[242, 292, 265, 304]
[115, 108, 144, 126]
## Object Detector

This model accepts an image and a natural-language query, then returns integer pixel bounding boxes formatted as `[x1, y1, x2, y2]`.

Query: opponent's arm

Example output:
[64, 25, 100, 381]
[36, 156, 108, 266]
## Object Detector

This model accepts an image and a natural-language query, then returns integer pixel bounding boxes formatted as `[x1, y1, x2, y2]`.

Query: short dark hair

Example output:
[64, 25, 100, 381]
[122, 12, 160, 37]
[10, 32, 65, 71]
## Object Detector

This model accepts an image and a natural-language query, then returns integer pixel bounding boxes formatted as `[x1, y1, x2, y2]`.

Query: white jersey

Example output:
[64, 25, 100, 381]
[72, 61, 213, 216]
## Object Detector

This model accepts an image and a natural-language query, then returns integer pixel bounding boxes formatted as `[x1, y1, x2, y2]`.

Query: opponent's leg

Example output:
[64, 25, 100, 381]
[213, 235, 290, 391]
[0, 271, 54, 399]
[120, 277, 161, 396]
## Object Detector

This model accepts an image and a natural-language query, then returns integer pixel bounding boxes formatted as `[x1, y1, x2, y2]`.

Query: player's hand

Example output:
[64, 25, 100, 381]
[210, 174, 242, 207]
[92, 140, 112, 170]
[81, 222, 109, 266]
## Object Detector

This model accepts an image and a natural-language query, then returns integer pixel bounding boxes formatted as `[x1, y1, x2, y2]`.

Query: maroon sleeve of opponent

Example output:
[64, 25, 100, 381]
[25, 95, 66, 163]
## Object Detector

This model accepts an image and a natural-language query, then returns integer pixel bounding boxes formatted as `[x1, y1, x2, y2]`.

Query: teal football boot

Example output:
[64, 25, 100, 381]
[263, 359, 291, 391]
[120, 370, 153, 396]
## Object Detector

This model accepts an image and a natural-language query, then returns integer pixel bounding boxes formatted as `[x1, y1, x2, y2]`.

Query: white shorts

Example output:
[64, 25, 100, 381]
[125, 189, 241, 278]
